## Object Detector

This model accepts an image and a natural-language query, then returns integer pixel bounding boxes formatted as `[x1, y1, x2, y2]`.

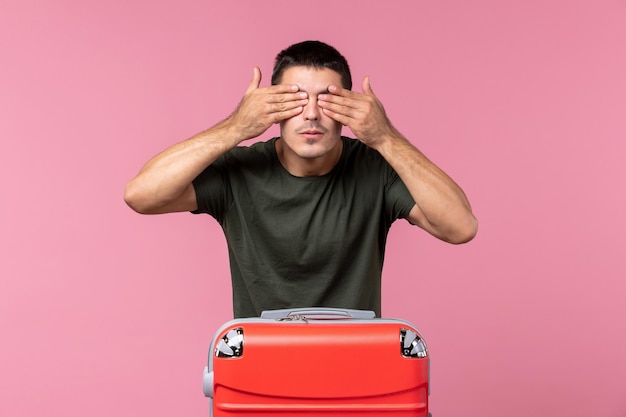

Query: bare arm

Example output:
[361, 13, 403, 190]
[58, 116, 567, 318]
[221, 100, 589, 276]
[124, 67, 308, 214]
[124, 123, 240, 214]
[318, 77, 478, 244]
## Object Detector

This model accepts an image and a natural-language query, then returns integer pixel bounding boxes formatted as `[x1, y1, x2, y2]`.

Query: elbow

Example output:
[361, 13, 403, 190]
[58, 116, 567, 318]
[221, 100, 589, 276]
[445, 213, 478, 244]
[124, 181, 152, 214]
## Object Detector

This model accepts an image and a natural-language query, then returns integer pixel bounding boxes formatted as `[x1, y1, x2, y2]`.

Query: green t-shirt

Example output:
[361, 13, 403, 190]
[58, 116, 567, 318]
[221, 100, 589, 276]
[193, 137, 415, 318]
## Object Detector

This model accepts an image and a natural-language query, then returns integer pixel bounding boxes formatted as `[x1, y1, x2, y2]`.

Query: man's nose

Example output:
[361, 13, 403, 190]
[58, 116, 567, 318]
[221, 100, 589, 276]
[303, 97, 321, 120]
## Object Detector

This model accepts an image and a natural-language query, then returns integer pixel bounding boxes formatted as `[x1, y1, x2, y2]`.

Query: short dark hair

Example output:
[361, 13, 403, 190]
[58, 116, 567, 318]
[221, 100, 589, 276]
[271, 40, 352, 90]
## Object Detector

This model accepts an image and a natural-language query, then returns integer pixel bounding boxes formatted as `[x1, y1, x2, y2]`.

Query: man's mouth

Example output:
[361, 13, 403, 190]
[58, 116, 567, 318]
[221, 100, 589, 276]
[301, 130, 323, 135]
[297, 125, 326, 139]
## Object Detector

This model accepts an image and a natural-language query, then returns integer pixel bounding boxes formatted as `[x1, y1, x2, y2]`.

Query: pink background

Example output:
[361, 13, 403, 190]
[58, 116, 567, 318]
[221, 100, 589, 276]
[1, 1, 625, 416]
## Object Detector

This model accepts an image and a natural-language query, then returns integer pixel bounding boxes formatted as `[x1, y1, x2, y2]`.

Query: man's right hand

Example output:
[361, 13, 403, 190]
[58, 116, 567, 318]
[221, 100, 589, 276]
[226, 67, 308, 141]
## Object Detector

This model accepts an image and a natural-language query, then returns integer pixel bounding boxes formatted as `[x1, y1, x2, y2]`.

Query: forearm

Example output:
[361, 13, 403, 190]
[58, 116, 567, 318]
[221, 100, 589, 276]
[124, 120, 241, 214]
[376, 132, 477, 243]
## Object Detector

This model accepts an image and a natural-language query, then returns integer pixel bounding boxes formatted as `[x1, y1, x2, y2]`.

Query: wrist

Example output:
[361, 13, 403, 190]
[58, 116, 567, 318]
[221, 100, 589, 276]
[213, 118, 247, 147]
[371, 128, 405, 155]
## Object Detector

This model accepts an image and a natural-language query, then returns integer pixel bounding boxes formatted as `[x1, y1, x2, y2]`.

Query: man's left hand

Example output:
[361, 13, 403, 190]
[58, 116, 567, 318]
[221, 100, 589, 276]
[318, 76, 396, 149]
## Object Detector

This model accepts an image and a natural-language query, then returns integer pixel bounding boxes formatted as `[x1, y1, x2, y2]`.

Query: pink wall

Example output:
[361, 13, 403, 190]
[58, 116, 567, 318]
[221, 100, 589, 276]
[1, 1, 625, 416]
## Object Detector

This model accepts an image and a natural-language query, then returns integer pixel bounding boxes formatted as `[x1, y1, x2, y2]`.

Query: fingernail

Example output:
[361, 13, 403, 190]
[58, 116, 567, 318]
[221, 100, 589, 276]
[299, 92, 308, 98]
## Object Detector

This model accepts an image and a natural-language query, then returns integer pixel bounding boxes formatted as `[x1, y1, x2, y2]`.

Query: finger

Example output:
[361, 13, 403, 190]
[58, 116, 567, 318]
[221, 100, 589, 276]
[270, 105, 304, 123]
[321, 107, 350, 126]
[268, 97, 309, 113]
[260, 83, 302, 96]
[318, 92, 361, 111]
[322, 86, 366, 109]
[328, 84, 354, 97]
[265, 91, 308, 103]
[245, 66, 262, 94]
[318, 99, 356, 117]
[362, 76, 374, 96]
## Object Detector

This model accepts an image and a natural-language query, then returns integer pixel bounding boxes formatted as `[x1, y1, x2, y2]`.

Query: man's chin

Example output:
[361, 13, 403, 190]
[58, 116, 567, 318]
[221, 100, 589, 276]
[294, 147, 327, 160]
[278, 135, 342, 160]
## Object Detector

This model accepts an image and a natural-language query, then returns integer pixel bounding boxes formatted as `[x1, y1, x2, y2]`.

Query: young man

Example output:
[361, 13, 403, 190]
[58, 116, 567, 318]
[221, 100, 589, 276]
[125, 40, 477, 318]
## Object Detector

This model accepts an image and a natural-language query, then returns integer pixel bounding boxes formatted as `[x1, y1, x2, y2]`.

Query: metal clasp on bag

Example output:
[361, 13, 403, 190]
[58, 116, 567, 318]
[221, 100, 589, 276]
[278, 314, 309, 322]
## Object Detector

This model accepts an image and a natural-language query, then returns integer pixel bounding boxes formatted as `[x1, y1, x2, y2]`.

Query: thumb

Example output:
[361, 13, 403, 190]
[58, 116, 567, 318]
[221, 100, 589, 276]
[362, 76, 375, 96]
[246, 66, 262, 94]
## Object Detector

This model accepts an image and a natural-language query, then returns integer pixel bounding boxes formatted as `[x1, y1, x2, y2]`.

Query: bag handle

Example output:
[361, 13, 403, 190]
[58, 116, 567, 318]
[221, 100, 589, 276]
[260, 307, 376, 320]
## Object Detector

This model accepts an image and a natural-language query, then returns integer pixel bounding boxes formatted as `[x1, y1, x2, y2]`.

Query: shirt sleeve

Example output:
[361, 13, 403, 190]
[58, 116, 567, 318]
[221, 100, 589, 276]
[191, 157, 232, 223]
[384, 168, 416, 225]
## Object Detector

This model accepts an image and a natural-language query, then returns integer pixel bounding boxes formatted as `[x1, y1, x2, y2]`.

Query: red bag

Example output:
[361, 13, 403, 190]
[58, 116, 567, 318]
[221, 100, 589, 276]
[203, 308, 430, 416]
